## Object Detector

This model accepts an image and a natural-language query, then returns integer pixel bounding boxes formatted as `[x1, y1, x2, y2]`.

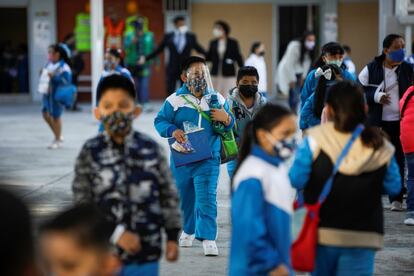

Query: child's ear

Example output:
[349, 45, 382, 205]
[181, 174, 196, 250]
[94, 108, 101, 121]
[133, 104, 143, 118]
[181, 72, 187, 83]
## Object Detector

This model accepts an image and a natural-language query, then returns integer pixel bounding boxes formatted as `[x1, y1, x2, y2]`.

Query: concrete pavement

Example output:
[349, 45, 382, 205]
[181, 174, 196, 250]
[0, 102, 413, 275]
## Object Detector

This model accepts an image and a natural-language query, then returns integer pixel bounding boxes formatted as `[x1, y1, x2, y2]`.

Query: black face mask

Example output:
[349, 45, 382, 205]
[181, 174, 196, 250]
[239, 85, 258, 98]
[259, 51, 265, 56]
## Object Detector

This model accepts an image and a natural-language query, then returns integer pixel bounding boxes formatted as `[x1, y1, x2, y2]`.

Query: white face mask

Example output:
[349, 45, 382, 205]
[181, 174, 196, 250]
[213, 28, 224, 38]
[305, 40, 316, 51]
[178, 25, 188, 34]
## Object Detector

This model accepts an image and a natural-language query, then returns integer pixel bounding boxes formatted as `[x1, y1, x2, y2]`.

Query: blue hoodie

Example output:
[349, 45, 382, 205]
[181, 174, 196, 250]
[230, 146, 294, 276]
[154, 84, 234, 159]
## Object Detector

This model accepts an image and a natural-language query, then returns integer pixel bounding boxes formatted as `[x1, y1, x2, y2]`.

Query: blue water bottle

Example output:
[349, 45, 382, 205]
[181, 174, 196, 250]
[209, 94, 225, 133]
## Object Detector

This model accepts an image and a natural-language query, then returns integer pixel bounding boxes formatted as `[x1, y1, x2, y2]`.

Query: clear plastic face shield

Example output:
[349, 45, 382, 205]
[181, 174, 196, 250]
[185, 62, 214, 97]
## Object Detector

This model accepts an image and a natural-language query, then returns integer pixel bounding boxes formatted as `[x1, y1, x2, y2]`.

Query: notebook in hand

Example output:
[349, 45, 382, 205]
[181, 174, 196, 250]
[168, 129, 212, 167]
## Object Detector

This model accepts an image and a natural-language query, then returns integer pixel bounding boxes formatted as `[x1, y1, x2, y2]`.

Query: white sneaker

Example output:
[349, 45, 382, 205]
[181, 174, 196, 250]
[58, 136, 64, 143]
[390, 201, 403, 212]
[404, 218, 414, 225]
[203, 240, 218, 256]
[179, 232, 195, 247]
[47, 140, 61, 150]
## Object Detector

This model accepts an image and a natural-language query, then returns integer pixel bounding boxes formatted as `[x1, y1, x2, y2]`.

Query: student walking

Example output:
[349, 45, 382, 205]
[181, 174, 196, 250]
[41, 44, 72, 149]
[245, 42, 268, 95]
[226, 66, 267, 178]
[301, 42, 355, 110]
[299, 64, 343, 130]
[290, 81, 401, 276]
[230, 104, 296, 276]
[154, 56, 234, 256]
[72, 75, 181, 276]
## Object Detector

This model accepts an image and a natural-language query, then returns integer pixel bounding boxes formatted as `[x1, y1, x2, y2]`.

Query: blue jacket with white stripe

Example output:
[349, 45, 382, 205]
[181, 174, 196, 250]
[154, 84, 234, 159]
[230, 146, 294, 276]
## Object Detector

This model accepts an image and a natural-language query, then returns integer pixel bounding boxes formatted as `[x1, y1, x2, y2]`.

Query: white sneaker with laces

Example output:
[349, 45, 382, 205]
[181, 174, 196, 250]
[390, 201, 403, 212]
[179, 232, 195, 247]
[48, 140, 61, 150]
[203, 240, 218, 256]
[404, 217, 414, 225]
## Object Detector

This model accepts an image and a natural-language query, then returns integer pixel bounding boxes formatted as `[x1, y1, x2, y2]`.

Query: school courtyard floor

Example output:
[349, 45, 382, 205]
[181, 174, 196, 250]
[0, 102, 413, 275]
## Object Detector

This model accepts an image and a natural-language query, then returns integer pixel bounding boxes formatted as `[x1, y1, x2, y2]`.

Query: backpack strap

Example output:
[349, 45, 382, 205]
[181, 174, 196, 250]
[182, 95, 212, 123]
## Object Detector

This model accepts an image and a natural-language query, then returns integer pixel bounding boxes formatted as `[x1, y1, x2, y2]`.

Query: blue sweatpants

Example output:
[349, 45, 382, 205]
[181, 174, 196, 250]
[171, 156, 220, 240]
[227, 159, 237, 179]
[312, 245, 375, 276]
[121, 261, 159, 276]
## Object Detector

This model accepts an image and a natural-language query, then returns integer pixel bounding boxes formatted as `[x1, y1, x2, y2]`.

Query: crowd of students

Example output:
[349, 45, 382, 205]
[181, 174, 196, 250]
[5, 30, 414, 276]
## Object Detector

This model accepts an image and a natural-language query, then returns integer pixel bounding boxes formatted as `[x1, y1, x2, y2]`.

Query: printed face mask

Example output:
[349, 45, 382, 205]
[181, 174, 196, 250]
[266, 134, 297, 160]
[187, 77, 207, 95]
[102, 111, 134, 136]
[239, 84, 258, 98]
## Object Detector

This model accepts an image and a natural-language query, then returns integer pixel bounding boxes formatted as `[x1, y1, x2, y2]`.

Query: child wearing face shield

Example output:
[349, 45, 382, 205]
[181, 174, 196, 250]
[226, 66, 267, 178]
[300, 42, 356, 110]
[154, 56, 235, 256]
[230, 104, 297, 276]
[72, 75, 181, 276]
[299, 64, 343, 130]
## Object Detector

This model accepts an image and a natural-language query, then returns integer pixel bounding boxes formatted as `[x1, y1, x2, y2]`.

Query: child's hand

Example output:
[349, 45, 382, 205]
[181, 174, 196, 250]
[172, 129, 186, 143]
[165, 241, 179, 262]
[269, 264, 289, 276]
[117, 231, 141, 255]
[210, 107, 229, 123]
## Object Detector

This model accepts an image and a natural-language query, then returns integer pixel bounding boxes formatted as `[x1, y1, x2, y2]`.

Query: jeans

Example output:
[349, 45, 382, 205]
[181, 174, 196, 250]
[121, 261, 159, 276]
[289, 74, 302, 114]
[312, 245, 375, 276]
[406, 152, 414, 212]
[136, 75, 150, 104]
[381, 121, 405, 203]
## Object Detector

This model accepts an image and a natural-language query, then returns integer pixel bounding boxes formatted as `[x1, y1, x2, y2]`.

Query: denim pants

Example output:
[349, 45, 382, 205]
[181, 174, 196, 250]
[312, 245, 375, 276]
[121, 261, 159, 276]
[406, 152, 414, 213]
[171, 156, 220, 240]
[136, 75, 150, 104]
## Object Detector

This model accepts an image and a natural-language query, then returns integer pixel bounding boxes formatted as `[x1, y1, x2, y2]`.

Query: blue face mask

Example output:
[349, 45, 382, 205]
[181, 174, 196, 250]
[387, 48, 405, 63]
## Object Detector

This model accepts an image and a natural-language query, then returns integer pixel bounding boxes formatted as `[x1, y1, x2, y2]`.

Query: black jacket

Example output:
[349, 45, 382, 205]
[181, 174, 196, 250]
[146, 32, 206, 74]
[360, 55, 413, 126]
[206, 38, 243, 77]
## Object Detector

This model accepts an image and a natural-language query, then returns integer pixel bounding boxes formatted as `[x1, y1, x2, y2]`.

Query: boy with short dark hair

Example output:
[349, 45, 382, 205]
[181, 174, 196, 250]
[227, 66, 267, 177]
[72, 74, 181, 275]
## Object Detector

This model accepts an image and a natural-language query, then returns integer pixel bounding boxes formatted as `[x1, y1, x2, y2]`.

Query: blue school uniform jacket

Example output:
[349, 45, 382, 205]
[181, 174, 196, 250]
[299, 93, 321, 130]
[300, 68, 355, 109]
[154, 84, 234, 160]
[230, 146, 294, 276]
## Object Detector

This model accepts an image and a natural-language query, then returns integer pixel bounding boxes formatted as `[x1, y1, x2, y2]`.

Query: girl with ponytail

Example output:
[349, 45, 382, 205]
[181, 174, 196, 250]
[230, 104, 296, 276]
[290, 81, 401, 275]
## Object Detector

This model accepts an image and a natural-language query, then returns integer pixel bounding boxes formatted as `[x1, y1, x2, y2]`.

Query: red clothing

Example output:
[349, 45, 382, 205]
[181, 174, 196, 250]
[400, 86, 414, 154]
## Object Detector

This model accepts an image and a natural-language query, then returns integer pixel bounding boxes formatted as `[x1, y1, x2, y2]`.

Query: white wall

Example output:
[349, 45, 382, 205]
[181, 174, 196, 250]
[28, 0, 57, 102]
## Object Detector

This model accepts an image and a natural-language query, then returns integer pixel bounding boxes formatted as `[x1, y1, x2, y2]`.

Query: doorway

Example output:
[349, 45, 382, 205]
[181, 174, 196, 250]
[278, 5, 319, 62]
[0, 8, 29, 94]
